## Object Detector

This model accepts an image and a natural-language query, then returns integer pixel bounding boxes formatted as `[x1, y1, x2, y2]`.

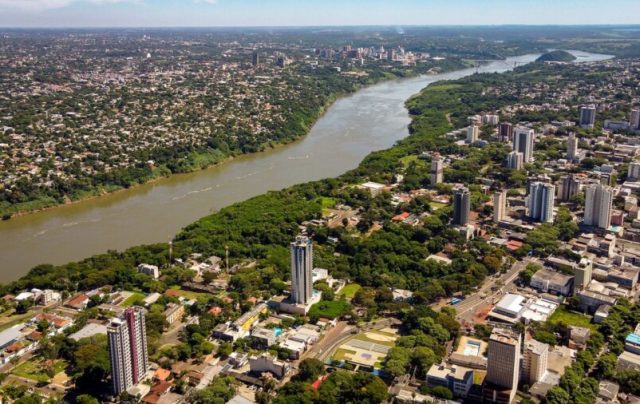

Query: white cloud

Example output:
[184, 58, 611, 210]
[0, 0, 74, 10]
[194, 0, 218, 4]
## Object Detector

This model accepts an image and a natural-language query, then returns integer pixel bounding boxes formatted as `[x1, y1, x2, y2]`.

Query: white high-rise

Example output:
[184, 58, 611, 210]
[108, 307, 149, 395]
[584, 183, 614, 229]
[522, 340, 549, 385]
[484, 328, 521, 403]
[466, 125, 479, 144]
[527, 182, 555, 223]
[580, 105, 597, 129]
[513, 127, 535, 163]
[506, 151, 524, 170]
[493, 190, 507, 223]
[431, 158, 444, 185]
[630, 108, 640, 131]
[566, 133, 578, 161]
[291, 236, 313, 305]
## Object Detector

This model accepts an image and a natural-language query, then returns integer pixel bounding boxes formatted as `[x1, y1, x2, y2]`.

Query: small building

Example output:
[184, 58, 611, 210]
[249, 353, 290, 379]
[65, 293, 90, 310]
[426, 362, 474, 398]
[163, 303, 185, 326]
[138, 263, 160, 279]
[594, 305, 612, 323]
[569, 326, 591, 350]
[250, 327, 277, 349]
[530, 269, 574, 296]
[617, 350, 640, 372]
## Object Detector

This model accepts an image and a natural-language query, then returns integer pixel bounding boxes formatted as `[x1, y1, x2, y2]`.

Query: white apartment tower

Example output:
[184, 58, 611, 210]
[522, 340, 549, 385]
[584, 183, 614, 229]
[514, 127, 535, 163]
[527, 182, 555, 223]
[291, 236, 313, 305]
[566, 132, 578, 161]
[431, 157, 444, 185]
[466, 125, 479, 144]
[506, 151, 524, 170]
[493, 190, 507, 223]
[108, 307, 149, 395]
[580, 105, 597, 129]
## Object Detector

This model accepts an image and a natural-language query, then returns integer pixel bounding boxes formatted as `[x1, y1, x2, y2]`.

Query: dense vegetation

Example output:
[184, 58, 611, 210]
[536, 50, 577, 63]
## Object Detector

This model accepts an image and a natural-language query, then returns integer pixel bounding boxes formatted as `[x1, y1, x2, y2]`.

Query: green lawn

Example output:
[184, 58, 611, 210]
[167, 287, 209, 300]
[332, 348, 357, 361]
[319, 197, 337, 209]
[338, 283, 361, 299]
[430, 202, 448, 211]
[350, 333, 397, 347]
[122, 292, 146, 307]
[12, 359, 66, 383]
[548, 305, 596, 330]
[309, 300, 352, 320]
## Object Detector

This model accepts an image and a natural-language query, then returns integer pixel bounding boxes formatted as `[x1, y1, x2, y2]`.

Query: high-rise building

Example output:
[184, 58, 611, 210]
[506, 151, 524, 170]
[252, 50, 260, 67]
[566, 132, 578, 161]
[527, 182, 555, 223]
[466, 125, 479, 144]
[629, 162, 640, 180]
[584, 183, 614, 229]
[630, 108, 640, 131]
[291, 236, 313, 305]
[514, 127, 535, 163]
[484, 328, 521, 403]
[522, 340, 549, 385]
[493, 190, 507, 223]
[580, 105, 597, 129]
[108, 307, 149, 395]
[557, 174, 580, 202]
[453, 187, 471, 226]
[431, 158, 444, 185]
[498, 122, 513, 142]
[574, 258, 593, 291]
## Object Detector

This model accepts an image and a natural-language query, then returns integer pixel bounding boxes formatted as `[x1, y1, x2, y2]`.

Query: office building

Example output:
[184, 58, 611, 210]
[629, 162, 640, 181]
[514, 127, 535, 163]
[631, 108, 640, 131]
[108, 307, 149, 395]
[430, 157, 444, 185]
[466, 125, 479, 144]
[567, 132, 578, 161]
[574, 258, 593, 291]
[506, 151, 523, 170]
[498, 122, 513, 142]
[584, 184, 614, 229]
[493, 190, 507, 223]
[522, 340, 549, 385]
[484, 328, 521, 403]
[291, 236, 313, 305]
[557, 174, 580, 202]
[527, 182, 555, 223]
[453, 187, 471, 226]
[252, 50, 260, 67]
[580, 105, 597, 129]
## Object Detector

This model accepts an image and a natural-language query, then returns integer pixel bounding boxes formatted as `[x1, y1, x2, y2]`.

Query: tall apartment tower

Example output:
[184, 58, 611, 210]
[506, 151, 524, 170]
[574, 258, 593, 291]
[629, 162, 640, 180]
[584, 183, 614, 229]
[567, 133, 578, 161]
[498, 122, 513, 142]
[108, 307, 149, 395]
[522, 340, 549, 385]
[493, 190, 507, 223]
[527, 182, 555, 223]
[579, 105, 597, 129]
[513, 127, 535, 163]
[453, 187, 471, 226]
[484, 328, 521, 403]
[466, 125, 479, 144]
[430, 158, 444, 185]
[252, 50, 260, 67]
[630, 108, 640, 131]
[557, 174, 580, 202]
[291, 236, 313, 305]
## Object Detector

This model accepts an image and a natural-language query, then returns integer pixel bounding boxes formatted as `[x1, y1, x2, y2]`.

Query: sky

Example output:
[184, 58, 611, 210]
[0, 0, 639, 28]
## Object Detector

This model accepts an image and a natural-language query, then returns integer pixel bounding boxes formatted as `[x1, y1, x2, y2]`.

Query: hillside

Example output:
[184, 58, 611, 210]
[536, 50, 577, 63]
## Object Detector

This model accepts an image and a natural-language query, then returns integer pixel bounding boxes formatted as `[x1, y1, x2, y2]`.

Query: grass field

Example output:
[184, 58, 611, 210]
[350, 333, 397, 347]
[0, 310, 34, 332]
[427, 83, 464, 92]
[399, 155, 425, 169]
[12, 359, 66, 382]
[430, 202, 448, 211]
[319, 197, 337, 209]
[167, 287, 209, 300]
[548, 305, 596, 330]
[338, 283, 361, 299]
[122, 292, 146, 307]
[332, 348, 357, 361]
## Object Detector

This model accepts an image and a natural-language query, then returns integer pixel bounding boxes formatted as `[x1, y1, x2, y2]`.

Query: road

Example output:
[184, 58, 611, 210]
[454, 257, 538, 324]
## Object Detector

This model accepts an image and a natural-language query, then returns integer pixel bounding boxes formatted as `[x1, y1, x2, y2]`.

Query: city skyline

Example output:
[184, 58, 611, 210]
[0, 0, 639, 27]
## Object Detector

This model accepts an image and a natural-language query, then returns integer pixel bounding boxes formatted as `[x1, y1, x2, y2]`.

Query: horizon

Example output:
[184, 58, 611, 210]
[1, 0, 639, 28]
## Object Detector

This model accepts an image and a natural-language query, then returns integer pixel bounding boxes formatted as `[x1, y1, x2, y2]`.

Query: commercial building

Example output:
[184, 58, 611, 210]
[506, 151, 524, 170]
[483, 328, 521, 403]
[108, 307, 149, 395]
[584, 183, 614, 229]
[249, 353, 290, 379]
[567, 132, 578, 161]
[580, 105, 597, 129]
[137, 264, 160, 279]
[493, 190, 507, 223]
[527, 182, 555, 223]
[522, 340, 549, 385]
[291, 236, 313, 305]
[574, 258, 593, 291]
[453, 187, 471, 226]
[251, 50, 260, 67]
[514, 127, 535, 163]
[426, 363, 474, 398]
[466, 125, 479, 144]
[530, 269, 574, 296]
[430, 157, 444, 185]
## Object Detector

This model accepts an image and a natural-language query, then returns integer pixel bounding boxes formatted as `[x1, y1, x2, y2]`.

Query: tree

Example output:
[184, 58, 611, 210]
[296, 358, 326, 383]
[546, 386, 570, 404]
[431, 386, 453, 400]
[76, 395, 100, 404]
[188, 376, 236, 404]
[217, 342, 232, 359]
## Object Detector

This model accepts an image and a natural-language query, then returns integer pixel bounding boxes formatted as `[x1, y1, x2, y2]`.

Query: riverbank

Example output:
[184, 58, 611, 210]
[1, 59, 472, 220]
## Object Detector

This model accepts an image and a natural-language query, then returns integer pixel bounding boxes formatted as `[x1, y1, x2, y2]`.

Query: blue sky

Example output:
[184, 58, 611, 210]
[0, 0, 639, 27]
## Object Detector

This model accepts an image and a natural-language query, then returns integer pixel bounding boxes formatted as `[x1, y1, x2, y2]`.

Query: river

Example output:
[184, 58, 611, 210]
[0, 51, 612, 283]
